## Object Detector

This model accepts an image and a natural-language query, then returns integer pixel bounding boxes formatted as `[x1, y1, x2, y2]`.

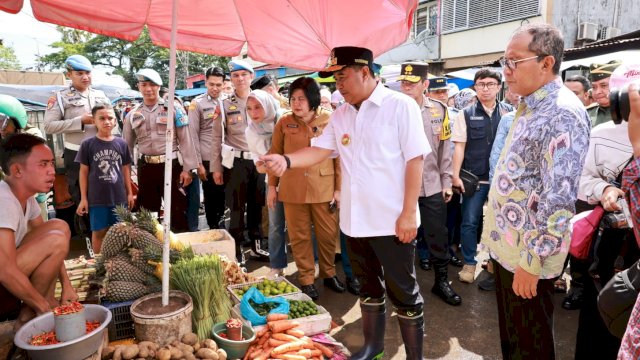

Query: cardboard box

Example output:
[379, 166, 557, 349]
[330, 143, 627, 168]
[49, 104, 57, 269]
[174, 229, 235, 260]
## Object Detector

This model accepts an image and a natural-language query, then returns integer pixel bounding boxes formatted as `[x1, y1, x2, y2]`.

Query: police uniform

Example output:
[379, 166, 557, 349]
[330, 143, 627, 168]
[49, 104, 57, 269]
[43, 85, 110, 203]
[123, 97, 198, 233]
[212, 91, 265, 250]
[188, 93, 226, 229]
[587, 61, 621, 128]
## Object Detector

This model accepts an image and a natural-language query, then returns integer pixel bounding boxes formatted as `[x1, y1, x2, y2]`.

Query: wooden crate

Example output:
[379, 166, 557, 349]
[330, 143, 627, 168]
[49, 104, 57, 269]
[174, 229, 235, 260]
[232, 293, 331, 336]
[227, 277, 300, 304]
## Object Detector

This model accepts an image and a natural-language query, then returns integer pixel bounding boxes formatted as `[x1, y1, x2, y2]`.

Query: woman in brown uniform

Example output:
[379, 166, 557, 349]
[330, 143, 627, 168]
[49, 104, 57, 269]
[268, 77, 344, 300]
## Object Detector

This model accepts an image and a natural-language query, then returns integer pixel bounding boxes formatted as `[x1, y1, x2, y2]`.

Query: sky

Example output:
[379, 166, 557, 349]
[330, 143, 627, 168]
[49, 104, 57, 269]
[0, 2, 130, 88]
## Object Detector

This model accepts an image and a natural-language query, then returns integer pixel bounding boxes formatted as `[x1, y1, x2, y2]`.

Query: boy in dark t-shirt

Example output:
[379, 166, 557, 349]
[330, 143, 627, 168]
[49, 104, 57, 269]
[76, 104, 133, 253]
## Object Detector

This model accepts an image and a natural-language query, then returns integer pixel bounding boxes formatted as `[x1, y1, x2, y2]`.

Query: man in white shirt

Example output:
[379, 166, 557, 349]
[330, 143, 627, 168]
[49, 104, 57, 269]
[0, 133, 77, 330]
[261, 46, 430, 360]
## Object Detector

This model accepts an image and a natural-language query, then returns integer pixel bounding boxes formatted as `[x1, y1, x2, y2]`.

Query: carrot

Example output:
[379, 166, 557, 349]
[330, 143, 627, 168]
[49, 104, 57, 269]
[293, 349, 312, 357]
[258, 331, 271, 345]
[271, 340, 306, 355]
[285, 329, 305, 338]
[268, 338, 287, 348]
[312, 341, 334, 358]
[269, 320, 300, 333]
[308, 349, 322, 357]
[272, 355, 306, 360]
[256, 327, 270, 338]
[271, 333, 300, 343]
[267, 313, 289, 322]
[243, 344, 256, 360]
[249, 346, 265, 359]
[254, 347, 273, 360]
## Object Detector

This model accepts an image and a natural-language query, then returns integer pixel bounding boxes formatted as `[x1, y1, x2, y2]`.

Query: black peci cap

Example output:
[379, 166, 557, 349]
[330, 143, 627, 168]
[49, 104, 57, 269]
[318, 46, 374, 78]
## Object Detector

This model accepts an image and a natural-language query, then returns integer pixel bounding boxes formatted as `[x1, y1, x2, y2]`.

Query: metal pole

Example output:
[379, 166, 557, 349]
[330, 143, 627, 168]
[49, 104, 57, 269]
[162, 0, 179, 307]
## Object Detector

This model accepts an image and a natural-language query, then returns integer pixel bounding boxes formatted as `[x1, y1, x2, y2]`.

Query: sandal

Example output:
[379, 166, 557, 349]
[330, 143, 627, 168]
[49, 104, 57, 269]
[554, 278, 567, 293]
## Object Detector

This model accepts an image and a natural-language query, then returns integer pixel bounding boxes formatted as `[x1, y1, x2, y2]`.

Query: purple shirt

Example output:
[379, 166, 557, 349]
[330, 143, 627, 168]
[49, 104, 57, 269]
[75, 136, 132, 207]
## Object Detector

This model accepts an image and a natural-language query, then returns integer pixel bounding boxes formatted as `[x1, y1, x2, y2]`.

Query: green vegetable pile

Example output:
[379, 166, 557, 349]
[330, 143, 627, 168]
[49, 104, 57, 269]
[247, 298, 318, 319]
[234, 279, 297, 298]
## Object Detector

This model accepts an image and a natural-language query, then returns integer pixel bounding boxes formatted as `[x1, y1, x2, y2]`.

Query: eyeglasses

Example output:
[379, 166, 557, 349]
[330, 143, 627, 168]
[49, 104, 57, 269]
[499, 55, 543, 71]
[475, 82, 499, 90]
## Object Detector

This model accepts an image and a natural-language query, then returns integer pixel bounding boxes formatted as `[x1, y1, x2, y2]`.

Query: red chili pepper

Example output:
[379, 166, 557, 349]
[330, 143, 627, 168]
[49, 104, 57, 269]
[53, 301, 84, 316]
[30, 321, 101, 346]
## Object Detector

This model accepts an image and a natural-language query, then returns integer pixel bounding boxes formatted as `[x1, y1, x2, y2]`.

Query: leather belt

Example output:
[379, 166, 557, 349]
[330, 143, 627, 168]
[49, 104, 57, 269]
[233, 151, 252, 160]
[63, 142, 81, 151]
[141, 151, 178, 164]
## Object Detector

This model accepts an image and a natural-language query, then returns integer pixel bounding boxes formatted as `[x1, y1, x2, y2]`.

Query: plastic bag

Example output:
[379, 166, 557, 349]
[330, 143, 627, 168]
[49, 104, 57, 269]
[239, 287, 289, 326]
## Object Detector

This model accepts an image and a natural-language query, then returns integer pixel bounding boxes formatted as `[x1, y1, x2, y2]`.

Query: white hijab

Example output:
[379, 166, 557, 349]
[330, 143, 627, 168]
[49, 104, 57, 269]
[245, 89, 280, 156]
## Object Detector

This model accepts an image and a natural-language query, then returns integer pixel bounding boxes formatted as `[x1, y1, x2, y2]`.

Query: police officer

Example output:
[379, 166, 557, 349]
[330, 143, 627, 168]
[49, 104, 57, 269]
[399, 62, 462, 307]
[44, 55, 110, 209]
[587, 60, 621, 127]
[211, 60, 269, 262]
[123, 69, 198, 233]
[188, 66, 227, 230]
[427, 77, 450, 104]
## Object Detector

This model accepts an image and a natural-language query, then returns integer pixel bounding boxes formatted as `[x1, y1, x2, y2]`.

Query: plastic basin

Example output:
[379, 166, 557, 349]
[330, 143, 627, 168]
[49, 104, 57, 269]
[212, 322, 255, 359]
[14, 304, 112, 360]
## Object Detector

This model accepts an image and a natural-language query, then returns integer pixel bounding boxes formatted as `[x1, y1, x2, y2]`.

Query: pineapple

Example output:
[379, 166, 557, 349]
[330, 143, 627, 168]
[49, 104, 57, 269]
[128, 248, 156, 275]
[154, 223, 185, 251]
[105, 258, 148, 283]
[135, 207, 159, 235]
[101, 222, 132, 259]
[105, 281, 152, 302]
[130, 227, 162, 254]
[147, 260, 168, 280]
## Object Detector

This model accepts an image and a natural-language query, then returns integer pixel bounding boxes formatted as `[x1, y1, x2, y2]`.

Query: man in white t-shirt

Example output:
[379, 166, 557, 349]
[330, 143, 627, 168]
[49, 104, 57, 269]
[261, 46, 430, 360]
[0, 133, 77, 330]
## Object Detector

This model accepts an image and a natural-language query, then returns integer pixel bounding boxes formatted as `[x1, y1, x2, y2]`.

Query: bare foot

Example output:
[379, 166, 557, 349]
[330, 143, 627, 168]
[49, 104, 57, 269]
[13, 307, 35, 333]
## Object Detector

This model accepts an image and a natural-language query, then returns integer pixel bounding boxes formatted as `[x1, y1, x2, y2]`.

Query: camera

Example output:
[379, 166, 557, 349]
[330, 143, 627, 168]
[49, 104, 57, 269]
[603, 198, 633, 229]
[610, 81, 640, 124]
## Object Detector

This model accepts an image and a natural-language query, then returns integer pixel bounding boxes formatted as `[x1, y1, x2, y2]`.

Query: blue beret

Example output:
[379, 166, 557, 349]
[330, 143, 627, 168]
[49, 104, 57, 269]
[228, 60, 254, 74]
[65, 55, 92, 72]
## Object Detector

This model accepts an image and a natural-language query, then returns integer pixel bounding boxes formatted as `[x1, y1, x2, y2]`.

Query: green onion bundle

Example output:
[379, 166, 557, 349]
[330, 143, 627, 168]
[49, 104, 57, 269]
[170, 254, 232, 339]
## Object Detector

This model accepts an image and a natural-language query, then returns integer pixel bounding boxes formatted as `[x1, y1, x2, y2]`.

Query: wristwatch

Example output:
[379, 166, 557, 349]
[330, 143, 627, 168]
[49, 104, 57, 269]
[283, 155, 291, 169]
[445, 189, 453, 196]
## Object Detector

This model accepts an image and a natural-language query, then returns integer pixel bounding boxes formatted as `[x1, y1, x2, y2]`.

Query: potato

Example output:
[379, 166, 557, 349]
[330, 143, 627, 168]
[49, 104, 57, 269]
[202, 339, 217, 351]
[192, 342, 201, 352]
[181, 333, 198, 346]
[183, 353, 197, 360]
[169, 346, 184, 360]
[137, 341, 158, 358]
[156, 348, 171, 360]
[216, 349, 227, 360]
[121, 345, 140, 360]
[176, 343, 194, 354]
[102, 346, 116, 360]
[195, 348, 218, 360]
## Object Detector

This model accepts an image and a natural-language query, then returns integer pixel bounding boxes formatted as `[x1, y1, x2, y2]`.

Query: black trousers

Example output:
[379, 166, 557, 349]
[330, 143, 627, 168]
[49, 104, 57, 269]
[137, 159, 189, 232]
[418, 193, 450, 262]
[202, 160, 226, 229]
[223, 158, 265, 245]
[345, 235, 423, 313]
[63, 147, 81, 204]
[494, 260, 556, 360]
[446, 193, 462, 247]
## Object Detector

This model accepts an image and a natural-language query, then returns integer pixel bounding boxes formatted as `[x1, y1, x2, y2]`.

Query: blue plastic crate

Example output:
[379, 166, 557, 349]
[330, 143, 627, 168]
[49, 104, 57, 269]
[102, 300, 135, 340]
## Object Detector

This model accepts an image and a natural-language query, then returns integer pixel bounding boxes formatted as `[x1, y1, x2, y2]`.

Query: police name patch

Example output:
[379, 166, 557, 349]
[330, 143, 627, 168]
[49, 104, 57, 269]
[286, 124, 299, 128]
[229, 105, 238, 111]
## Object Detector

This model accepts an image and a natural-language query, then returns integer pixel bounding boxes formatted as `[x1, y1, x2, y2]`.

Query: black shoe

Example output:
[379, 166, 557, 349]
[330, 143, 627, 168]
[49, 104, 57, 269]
[432, 261, 462, 306]
[562, 287, 584, 310]
[450, 255, 464, 268]
[477, 274, 496, 291]
[248, 239, 270, 262]
[351, 298, 386, 360]
[346, 277, 361, 296]
[301, 284, 319, 300]
[323, 276, 346, 293]
[235, 246, 246, 266]
[419, 259, 431, 271]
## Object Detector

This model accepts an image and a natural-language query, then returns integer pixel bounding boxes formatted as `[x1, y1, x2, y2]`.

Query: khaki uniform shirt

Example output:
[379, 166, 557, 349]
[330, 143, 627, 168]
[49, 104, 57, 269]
[123, 100, 198, 172]
[188, 94, 223, 164]
[587, 103, 612, 128]
[43, 86, 110, 148]
[210, 93, 249, 173]
[268, 108, 341, 204]
[419, 96, 452, 197]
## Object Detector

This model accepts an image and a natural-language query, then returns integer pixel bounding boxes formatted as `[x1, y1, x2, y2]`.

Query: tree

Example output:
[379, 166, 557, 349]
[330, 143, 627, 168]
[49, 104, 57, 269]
[0, 43, 21, 70]
[39, 26, 229, 89]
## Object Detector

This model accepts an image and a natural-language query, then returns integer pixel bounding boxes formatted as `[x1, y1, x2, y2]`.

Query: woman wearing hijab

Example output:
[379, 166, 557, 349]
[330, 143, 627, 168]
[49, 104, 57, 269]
[268, 77, 343, 300]
[245, 89, 287, 278]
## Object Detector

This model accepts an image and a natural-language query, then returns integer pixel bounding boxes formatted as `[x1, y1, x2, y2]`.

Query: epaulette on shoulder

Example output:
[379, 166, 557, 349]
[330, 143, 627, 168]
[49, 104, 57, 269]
[585, 103, 599, 110]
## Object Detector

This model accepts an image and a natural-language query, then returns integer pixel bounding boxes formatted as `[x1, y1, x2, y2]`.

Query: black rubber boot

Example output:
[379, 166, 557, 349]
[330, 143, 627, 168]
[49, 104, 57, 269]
[350, 298, 386, 360]
[397, 311, 425, 360]
[431, 260, 462, 306]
